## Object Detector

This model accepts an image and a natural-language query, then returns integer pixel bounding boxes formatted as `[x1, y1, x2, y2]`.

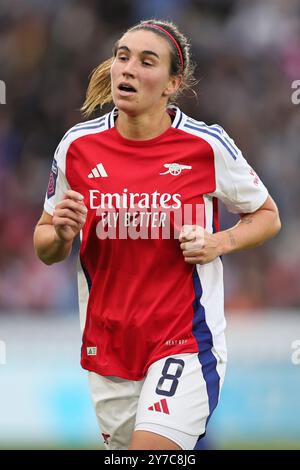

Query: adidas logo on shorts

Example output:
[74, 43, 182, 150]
[148, 398, 170, 414]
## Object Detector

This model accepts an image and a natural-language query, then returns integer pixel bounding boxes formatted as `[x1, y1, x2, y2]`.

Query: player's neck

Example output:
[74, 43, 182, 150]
[115, 108, 172, 141]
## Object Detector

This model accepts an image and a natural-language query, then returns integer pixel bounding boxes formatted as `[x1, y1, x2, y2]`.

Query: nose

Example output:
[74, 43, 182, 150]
[122, 58, 136, 78]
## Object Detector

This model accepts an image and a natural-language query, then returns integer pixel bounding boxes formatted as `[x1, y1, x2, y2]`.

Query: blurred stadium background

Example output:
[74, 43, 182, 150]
[0, 0, 300, 450]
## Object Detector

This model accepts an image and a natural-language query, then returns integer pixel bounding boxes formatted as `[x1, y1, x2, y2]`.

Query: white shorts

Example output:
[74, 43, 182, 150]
[88, 352, 226, 450]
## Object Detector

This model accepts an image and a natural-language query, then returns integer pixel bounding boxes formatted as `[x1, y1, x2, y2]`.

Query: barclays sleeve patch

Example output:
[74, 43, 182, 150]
[47, 158, 58, 199]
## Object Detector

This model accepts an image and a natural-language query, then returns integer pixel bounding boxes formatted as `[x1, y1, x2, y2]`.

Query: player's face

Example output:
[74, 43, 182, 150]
[110, 30, 180, 117]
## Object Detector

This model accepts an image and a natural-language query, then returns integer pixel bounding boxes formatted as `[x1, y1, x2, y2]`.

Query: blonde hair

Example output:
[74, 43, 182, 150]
[81, 58, 114, 117]
[81, 19, 197, 118]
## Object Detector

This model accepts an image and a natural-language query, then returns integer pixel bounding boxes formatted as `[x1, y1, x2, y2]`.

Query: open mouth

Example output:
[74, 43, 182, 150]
[118, 83, 137, 94]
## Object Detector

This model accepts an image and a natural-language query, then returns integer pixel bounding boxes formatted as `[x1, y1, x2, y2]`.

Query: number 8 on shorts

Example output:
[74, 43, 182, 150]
[155, 358, 185, 397]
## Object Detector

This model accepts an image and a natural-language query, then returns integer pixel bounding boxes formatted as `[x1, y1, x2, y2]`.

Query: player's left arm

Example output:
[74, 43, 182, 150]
[180, 195, 281, 265]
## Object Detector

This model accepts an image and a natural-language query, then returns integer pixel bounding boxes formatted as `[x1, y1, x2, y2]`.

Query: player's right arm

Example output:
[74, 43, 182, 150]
[33, 190, 87, 265]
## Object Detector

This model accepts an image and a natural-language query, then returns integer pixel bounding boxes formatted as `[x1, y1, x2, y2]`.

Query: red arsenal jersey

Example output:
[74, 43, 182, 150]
[44, 106, 268, 380]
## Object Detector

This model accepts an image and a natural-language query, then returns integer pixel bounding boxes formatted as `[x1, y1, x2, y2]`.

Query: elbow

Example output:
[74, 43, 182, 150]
[268, 195, 282, 238]
[270, 209, 282, 239]
[35, 249, 64, 266]
[274, 214, 282, 236]
[33, 231, 56, 266]
[33, 245, 54, 266]
[39, 256, 55, 266]
[33, 233, 48, 265]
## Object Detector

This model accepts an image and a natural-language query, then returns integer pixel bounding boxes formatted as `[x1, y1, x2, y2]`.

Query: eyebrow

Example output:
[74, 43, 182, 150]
[116, 45, 160, 60]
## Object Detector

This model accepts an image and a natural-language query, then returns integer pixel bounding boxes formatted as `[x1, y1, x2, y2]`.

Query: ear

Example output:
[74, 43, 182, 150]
[162, 75, 182, 97]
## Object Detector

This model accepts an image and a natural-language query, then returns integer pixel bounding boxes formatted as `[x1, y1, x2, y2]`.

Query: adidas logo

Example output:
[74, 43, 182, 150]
[148, 398, 170, 414]
[88, 163, 108, 178]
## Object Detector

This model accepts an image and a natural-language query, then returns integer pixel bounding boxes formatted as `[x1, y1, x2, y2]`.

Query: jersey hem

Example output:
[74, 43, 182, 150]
[81, 345, 200, 381]
[135, 422, 200, 441]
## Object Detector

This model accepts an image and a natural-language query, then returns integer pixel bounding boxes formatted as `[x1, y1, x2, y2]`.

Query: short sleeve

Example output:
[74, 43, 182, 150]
[208, 127, 269, 214]
[43, 138, 71, 216]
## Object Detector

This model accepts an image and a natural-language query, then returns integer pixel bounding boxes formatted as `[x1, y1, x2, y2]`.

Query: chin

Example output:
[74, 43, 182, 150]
[114, 99, 142, 116]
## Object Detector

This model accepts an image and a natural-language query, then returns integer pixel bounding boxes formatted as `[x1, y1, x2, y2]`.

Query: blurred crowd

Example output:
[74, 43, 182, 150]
[0, 0, 299, 313]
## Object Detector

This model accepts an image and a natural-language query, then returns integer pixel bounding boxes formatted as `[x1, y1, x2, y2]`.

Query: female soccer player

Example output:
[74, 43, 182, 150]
[33, 19, 281, 450]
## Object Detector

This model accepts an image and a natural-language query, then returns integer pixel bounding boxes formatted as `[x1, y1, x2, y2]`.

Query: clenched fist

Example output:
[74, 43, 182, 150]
[179, 224, 223, 265]
[53, 190, 88, 243]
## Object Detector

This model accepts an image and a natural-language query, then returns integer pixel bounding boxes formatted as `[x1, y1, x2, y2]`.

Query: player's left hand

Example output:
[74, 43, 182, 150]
[179, 224, 223, 265]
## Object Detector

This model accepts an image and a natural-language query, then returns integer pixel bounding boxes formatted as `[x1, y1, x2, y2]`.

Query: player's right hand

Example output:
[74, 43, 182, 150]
[52, 190, 88, 243]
